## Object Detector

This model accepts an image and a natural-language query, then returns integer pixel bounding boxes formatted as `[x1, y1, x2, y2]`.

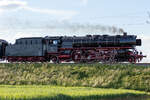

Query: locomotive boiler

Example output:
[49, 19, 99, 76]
[0, 32, 146, 63]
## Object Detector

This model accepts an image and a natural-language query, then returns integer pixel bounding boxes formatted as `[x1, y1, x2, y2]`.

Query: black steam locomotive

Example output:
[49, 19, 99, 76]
[0, 33, 146, 63]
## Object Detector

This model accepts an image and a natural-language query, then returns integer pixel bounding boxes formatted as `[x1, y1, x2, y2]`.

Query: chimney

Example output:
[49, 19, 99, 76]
[123, 32, 127, 36]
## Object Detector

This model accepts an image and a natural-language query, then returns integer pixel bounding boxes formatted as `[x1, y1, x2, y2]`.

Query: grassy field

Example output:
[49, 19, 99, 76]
[0, 63, 150, 91]
[0, 85, 148, 100]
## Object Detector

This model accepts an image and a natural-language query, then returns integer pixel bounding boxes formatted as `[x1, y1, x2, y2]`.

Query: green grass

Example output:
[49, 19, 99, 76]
[0, 85, 148, 100]
[0, 63, 150, 91]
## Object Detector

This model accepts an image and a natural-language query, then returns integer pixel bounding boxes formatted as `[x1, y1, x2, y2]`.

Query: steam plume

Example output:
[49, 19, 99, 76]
[2, 18, 124, 34]
[45, 22, 124, 34]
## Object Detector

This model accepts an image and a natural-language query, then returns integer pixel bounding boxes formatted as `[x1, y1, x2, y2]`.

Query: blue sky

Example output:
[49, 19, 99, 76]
[0, 0, 149, 62]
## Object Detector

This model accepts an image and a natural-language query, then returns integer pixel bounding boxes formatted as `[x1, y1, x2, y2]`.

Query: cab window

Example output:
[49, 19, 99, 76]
[53, 40, 58, 45]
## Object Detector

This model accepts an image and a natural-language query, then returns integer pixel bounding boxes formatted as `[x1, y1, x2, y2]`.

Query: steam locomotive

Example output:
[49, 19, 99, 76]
[0, 32, 146, 63]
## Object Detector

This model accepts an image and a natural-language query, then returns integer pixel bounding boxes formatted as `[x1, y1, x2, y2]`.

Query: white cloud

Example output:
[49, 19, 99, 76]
[23, 6, 78, 20]
[0, 0, 26, 12]
[80, 0, 88, 6]
[0, 0, 78, 20]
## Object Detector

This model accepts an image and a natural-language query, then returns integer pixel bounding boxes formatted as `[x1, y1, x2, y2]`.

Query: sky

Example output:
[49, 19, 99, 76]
[0, 0, 149, 62]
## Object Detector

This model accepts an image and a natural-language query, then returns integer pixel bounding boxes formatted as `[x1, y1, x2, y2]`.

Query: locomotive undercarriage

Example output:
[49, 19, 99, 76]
[45, 47, 144, 63]
[5, 47, 145, 63]
[6, 56, 46, 62]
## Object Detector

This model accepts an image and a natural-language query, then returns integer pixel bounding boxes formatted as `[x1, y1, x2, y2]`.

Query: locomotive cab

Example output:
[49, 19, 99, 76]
[43, 37, 61, 53]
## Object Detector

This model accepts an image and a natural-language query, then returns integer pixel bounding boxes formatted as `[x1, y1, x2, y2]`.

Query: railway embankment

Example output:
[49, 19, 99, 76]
[0, 63, 150, 91]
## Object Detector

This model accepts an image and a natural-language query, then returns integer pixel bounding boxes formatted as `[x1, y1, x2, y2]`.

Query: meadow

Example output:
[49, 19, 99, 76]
[0, 85, 148, 100]
[1, 63, 150, 100]
[0, 63, 150, 91]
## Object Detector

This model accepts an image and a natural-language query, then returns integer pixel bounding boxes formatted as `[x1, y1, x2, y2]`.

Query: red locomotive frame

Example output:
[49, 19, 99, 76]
[5, 46, 146, 63]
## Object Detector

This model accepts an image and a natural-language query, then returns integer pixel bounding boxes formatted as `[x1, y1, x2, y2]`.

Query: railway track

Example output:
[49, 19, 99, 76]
[0, 60, 150, 66]
[135, 63, 150, 66]
[102, 63, 150, 66]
